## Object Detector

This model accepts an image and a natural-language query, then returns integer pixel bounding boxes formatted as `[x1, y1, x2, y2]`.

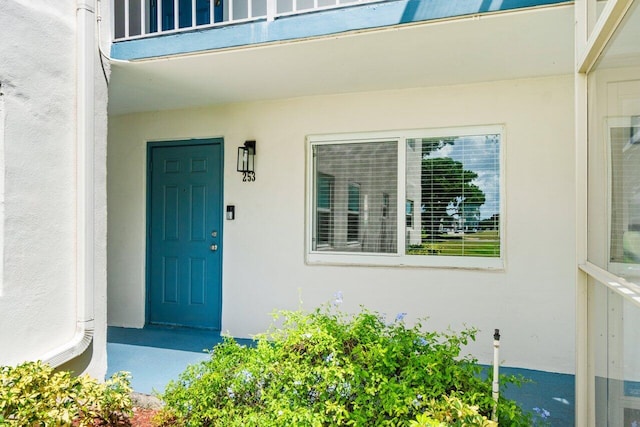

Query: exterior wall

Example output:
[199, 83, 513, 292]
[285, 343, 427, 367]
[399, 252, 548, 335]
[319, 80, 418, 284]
[0, 1, 109, 378]
[108, 75, 576, 373]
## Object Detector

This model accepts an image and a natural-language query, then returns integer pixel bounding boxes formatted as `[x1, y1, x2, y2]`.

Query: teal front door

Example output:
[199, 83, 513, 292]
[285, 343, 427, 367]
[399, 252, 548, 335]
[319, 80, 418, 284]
[147, 140, 223, 329]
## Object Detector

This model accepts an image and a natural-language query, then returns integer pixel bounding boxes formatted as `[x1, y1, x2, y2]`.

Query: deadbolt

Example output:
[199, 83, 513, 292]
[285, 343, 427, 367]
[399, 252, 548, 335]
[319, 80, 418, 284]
[211, 231, 218, 238]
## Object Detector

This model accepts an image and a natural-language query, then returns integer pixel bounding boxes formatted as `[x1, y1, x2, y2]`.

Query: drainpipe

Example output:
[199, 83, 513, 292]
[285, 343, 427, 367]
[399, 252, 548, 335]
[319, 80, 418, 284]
[41, 0, 96, 367]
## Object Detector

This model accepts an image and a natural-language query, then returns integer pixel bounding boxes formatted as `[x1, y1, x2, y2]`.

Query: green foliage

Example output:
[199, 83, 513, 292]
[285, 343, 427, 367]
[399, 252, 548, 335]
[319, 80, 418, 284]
[406, 231, 500, 258]
[409, 395, 497, 426]
[0, 361, 132, 426]
[160, 302, 531, 426]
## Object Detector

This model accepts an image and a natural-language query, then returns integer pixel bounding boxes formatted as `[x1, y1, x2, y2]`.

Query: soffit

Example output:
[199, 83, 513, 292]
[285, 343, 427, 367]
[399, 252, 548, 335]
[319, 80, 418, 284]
[108, 4, 574, 115]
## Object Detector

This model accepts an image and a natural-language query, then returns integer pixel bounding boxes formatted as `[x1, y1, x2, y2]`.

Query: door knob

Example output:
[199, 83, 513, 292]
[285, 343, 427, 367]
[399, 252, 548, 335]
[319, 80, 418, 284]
[210, 244, 218, 251]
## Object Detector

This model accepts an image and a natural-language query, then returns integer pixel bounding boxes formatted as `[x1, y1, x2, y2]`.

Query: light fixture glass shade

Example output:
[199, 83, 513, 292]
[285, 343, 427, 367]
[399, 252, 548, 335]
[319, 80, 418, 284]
[237, 146, 250, 172]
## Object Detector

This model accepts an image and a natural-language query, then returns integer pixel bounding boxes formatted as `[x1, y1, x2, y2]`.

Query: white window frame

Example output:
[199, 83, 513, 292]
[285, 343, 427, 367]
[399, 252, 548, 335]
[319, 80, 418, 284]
[305, 125, 506, 269]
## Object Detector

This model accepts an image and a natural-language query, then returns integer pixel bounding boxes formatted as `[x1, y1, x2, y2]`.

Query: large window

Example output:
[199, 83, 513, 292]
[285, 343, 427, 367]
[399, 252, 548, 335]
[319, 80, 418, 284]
[307, 126, 504, 268]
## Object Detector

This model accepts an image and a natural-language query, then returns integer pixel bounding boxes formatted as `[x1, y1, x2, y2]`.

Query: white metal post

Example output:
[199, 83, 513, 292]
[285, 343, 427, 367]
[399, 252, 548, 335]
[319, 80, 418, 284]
[174, 0, 179, 28]
[140, 0, 146, 35]
[124, 0, 130, 37]
[266, 0, 275, 21]
[491, 329, 500, 422]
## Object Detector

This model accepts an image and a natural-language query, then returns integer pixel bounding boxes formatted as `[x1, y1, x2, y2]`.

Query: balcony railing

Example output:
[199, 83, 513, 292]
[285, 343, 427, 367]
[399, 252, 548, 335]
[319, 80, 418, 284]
[113, 0, 386, 41]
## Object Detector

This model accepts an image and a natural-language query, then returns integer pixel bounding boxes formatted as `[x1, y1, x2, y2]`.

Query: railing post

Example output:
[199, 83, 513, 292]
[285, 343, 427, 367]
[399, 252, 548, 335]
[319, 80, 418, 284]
[140, 0, 146, 35]
[267, 0, 275, 21]
[192, 0, 196, 27]
[174, 0, 179, 29]
[124, 0, 130, 37]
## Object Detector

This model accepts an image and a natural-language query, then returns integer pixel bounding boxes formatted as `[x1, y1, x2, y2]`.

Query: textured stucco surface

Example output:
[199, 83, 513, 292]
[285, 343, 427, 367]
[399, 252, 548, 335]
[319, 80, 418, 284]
[108, 75, 576, 375]
[0, 1, 108, 379]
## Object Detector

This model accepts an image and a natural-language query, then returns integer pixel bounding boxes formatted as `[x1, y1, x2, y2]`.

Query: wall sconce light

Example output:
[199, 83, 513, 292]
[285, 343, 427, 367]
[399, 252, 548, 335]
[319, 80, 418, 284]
[237, 140, 256, 182]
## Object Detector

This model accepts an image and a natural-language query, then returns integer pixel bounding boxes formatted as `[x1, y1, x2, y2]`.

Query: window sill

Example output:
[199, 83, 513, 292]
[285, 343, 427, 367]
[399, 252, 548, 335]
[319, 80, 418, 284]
[306, 252, 505, 270]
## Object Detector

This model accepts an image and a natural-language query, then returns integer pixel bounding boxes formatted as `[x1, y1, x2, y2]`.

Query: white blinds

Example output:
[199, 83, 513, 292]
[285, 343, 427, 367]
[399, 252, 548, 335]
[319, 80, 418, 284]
[610, 119, 640, 264]
[406, 134, 501, 257]
[312, 141, 398, 253]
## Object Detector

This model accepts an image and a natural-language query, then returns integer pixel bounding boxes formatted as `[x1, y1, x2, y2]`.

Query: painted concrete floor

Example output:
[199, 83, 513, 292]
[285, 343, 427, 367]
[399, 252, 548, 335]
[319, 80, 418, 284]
[106, 326, 574, 425]
[106, 325, 253, 395]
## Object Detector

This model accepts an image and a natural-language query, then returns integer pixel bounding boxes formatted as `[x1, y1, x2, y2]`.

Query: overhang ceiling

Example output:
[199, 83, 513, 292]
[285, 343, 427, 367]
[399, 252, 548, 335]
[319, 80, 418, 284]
[108, 3, 574, 115]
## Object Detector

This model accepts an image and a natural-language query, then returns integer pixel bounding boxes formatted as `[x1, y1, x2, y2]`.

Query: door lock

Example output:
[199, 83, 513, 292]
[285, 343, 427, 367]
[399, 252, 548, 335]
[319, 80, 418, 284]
[210, 244, 218, 251]
[211, 231, 218, 238]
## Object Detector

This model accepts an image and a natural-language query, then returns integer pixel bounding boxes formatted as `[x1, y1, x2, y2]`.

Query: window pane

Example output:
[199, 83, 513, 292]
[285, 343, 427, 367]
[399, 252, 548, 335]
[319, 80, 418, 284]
[405, 134, 500, 257]
[610, 119, 640, 266]
[313, 141, 397, 253]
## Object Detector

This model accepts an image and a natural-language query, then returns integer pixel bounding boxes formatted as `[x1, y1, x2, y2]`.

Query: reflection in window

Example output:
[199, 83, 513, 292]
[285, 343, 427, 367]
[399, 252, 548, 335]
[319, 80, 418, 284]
[406, 134, 501, 257]
[316, 173, 334, 247]
[406, 199, 414, 229]
[312, 141, 397, 253]
[610, 118, 640, 265]
[347, 183, 360, 243]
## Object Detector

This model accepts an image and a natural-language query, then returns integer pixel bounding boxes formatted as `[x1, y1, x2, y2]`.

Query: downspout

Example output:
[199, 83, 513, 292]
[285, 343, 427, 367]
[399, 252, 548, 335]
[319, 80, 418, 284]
[41, 0, 96, 367]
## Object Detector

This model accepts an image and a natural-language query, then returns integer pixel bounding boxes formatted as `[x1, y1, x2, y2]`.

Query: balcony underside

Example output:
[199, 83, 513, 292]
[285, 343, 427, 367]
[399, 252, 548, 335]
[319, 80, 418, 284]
[108, 2, 574, 115]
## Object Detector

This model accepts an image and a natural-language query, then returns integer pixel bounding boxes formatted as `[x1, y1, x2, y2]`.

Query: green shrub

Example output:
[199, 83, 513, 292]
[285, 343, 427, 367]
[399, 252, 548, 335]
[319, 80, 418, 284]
[410, 395, 497, 426]
[160, 299, 531, 426]
[0, 361, 132, 426]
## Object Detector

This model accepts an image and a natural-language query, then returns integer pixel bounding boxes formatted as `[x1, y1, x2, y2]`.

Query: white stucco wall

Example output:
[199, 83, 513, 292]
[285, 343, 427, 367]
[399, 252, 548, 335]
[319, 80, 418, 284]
[108, 75, 576, 374]
[0, 1, 108, 378]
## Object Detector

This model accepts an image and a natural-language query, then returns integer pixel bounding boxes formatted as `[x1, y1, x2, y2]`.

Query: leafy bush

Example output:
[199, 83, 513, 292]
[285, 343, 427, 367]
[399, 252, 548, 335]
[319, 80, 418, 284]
[160, 299, 531, 426]
[0, 361, 132, 426]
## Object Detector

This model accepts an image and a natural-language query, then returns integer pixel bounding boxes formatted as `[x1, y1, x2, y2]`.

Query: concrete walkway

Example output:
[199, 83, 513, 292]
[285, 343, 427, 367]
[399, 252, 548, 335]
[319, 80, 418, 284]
[106, 325, 252, 395]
